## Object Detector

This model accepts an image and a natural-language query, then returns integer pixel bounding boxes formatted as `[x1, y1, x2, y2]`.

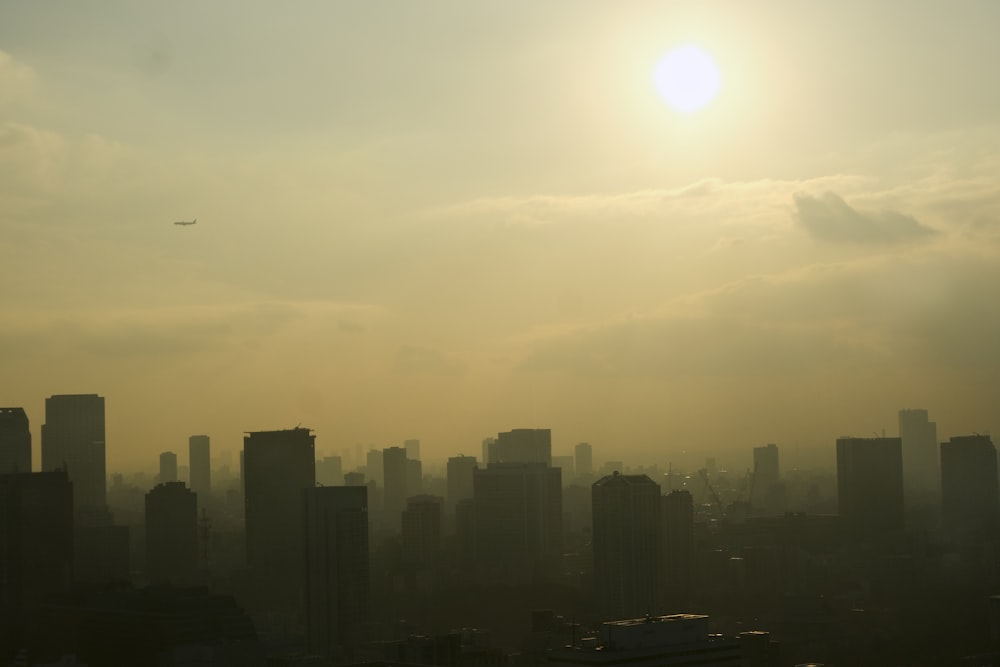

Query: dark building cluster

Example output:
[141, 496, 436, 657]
[4, 398, 1000, 665]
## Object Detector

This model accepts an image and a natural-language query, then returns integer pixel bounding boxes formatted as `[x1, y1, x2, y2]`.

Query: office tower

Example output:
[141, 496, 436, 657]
[592, 472, 663, 621]
[753, 444, 779, 487]
[473, 462, 562, 578]
[575, 442, 593, 477]
[552, 456, 575, 482]
[662, 490, 694, 599]
[159, 451, 178, 483]
[366, 449, 384, 487]
[446, 455, 477, 515]
[304, 485, 369, 658]
[401, 494, 443, 567]
[407, 457, 423, 497]
[243, 427, 316, 613]
[383, 446, 409, 523]
[940, 434, 999, 540]
[42, 393, 106, 512]
[899, 409, 938, 504]
[495, 428, 552, 465]
[752, 444, 782, 515]
[0, 472, 73, 663]
[482, 437, 498, 465]
[404, 439, 421, 461]
[0, 408, 31, 474]
[317, 455, 343, 486]
[189, 435, 211, 500]
[344, 471, 365, 486]
[836, 436, 904, 539]
[145, 481, 198, 585]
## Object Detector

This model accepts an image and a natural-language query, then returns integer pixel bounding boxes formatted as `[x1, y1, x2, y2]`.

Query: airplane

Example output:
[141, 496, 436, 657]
[173, 219, 197, 226]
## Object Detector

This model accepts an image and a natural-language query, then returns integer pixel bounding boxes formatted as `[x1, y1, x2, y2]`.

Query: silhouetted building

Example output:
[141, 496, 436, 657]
[941, 434, 999, 541]
[836, 436, 904, 539]
[367, 449, 384, 486]
[446, 455, 477, 516]
[317, 455, 343, 486]
[42, 393, 106, 514]
[553, 456, 575, 481]
[0, 408, 31, 474]
[482, 437, 497, 465]
[575, 442, 593, 477]
[244, 427, 316, 616]
[753, 444, 779, 487]
[404, 438, 421, 461]
[383, 446, 409, 524]
[663, 490, 694, 598]
[0, 471, 73, 664]
[407, 457, 423, 497]
[473, 462, 562, 579]
[592, 472, 663, 621]
[899, 408, 938, 505]
[159, 451, 178, 483]
[345, 471, 365, 486]
[495, 428, 551, 465]
[189, 434, 211, 500]
[145, 481, 198, 586]
[304, 485, 369, 659]
[75, 523, 130, 585]
[402, 494, 443, 567]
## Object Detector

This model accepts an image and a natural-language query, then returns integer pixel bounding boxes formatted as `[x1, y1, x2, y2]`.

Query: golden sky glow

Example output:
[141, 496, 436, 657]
[3, 2, 1000, 471]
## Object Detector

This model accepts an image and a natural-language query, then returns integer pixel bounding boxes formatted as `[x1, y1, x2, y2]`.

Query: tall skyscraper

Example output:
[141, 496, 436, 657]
[0, 471, 74, 664]
[401, 494, 443, 568]
[0, 408, 31, 474]
[366, 449, 384, 487]
[473, 462, 562, 579]
[406, 457, 423, 497]
[592, 472, 663, 621]
[836, 436, 904, 539]
[244, 427, 316, 614]
[189, 435, 211, 500]
[482, 437, 497, 465]
[304, 485, 369, 658]
[752, 444, 782, 515]
[42, 394, 106, 513]
[382, 446, 409, 523]
[575, 442, 593, 477]
[159, 451, 178, 483]
[940, 434, 999, 540]
[899, 409, 938, 504]
[404, 439, 421, 461]
[495, 428, 552, 465]
[446, 455, 477, 516]
[145, 481, 198, 586]
[753, 444, 779, 487]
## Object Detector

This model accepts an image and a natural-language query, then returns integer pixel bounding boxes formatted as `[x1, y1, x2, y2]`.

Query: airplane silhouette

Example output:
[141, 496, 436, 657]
[174, 219, 197, 226]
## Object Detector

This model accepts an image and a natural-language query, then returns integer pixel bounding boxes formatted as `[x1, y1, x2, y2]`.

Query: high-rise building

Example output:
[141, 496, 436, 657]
[382, 446, 409, 523]
[401, 494, 443, 568]
[42, 394, 106, 513]
[482, 437, 497, 465]
[575, 442, 593, 477]
[316, 455, 343, 486]
[753, 444, 779, 487]
[472, 462, 562, 579]
[407, 457, 423, 497]
[940, 434, 999, 540]
[446, 455, 477, 515]
[0, 471, 74, 664]
[145, 481, 198, 586]
[552, 456, 575, 481]
[752, 444, 783, 515]
[662, 490, 694, 601]
[189, 435, 211, 500]
[592, 472, 663, 621]
[0, 408, 31, 474]
[243, 427, 316, 614]
[899, 409, 938, 504]
[495, 428, 552, 465]
[159, 451, 178, 484]
[366, 449, 384, 487]
[304, 485, 369, 658]
[836, 436, 904, 539]
[404, 439, 421, 461]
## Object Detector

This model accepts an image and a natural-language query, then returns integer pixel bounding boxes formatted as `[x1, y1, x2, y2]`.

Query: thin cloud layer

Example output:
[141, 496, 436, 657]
[794, 191, 937, 244]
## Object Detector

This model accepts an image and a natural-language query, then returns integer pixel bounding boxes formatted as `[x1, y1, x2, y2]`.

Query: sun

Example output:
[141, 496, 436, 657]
[653, 44, 722, 114]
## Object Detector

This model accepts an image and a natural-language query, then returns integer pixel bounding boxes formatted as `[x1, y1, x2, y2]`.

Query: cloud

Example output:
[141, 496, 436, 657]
[393, 345, 465, 377]
[0, 50, 37, 108]
[794, 191, 938, 244]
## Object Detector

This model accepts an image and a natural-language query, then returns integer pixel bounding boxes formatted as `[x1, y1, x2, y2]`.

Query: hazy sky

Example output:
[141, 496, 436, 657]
[3, 2, 1000, 472]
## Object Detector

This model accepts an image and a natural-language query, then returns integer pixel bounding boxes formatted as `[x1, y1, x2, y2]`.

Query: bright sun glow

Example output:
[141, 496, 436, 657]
[653, 44, 722, 114]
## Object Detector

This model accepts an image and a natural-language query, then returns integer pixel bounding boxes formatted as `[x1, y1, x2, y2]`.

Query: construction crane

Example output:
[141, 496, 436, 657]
[698, 468, 723, 513]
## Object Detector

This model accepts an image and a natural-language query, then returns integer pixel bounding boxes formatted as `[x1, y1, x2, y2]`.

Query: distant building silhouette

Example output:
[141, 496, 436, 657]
[145, 481, 198, 586]
[366, 449, 384, 487]
[243, 427, 316, 616]
[304, 485, 370, 659]
[317, 455, 343, 486]
[575, 442, 593, 477]
[663, 490, 694, 600]
[0, 408, 31, 474]
[552, 455, 575, 481]
[402, 494, 443, 568]
[42, 393, 106, 515]
[482, 437, 498, 465]
[753, 444, 779, 487]
[158, 451, 178, 483]
[383, 446, 409, 525]
[407, 456, 423, 497]
[752, 444, 785, 515]
[0, 471, 73, 664]
[189, 435, 211, 501]
[473, 462, 562, 579]
[836, 436, 904, 539]
[446, 455, 477, 516]
[899, 409, 938, 505]
[941, 434, 999, 541]
[495, 428, 552, 465]
[404, 438, 421, 460]
[592, 472, 663, 621]
[345, 471, 365, 486]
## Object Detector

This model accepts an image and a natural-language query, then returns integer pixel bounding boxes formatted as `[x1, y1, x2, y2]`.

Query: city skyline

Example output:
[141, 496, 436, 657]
[3, 3, 1000, 470]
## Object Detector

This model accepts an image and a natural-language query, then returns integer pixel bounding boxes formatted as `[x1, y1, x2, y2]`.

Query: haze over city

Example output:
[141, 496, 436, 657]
[3, 2, 1000, 471]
